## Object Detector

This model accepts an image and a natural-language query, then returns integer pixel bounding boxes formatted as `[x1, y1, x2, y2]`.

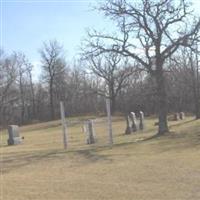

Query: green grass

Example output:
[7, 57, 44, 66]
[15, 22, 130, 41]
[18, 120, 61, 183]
[1, 116, 200, 200]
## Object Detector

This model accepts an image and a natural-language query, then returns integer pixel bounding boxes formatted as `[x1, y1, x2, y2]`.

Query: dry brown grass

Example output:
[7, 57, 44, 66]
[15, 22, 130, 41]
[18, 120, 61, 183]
[1, 116, 200, 200]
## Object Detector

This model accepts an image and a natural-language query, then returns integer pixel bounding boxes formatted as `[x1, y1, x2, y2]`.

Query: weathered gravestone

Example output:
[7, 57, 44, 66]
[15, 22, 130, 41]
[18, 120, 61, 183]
[84, 120, 95, 144]
[179, 112, 185, 120]
[125, 115, 132, 135]
[130, 112, 137, 132]
[7, 125, 22, 145]
[60, 101, 67, 149]
[139, 111, 144, 130]
[174, 113, 180, 121]
[83, 122, 89, 143]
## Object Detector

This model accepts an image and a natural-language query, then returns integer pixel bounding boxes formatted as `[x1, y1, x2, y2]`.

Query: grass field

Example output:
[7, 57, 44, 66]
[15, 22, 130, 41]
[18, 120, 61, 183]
[1, 116, 200, 200]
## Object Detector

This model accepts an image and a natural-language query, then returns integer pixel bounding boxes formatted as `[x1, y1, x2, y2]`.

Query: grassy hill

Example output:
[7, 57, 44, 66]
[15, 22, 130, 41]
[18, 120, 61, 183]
[1, 116, 200, 200]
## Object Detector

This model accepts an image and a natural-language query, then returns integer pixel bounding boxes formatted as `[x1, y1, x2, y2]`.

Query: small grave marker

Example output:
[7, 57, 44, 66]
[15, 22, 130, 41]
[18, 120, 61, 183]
[174, 113, 180, 121]
[180, 112, 185, 120]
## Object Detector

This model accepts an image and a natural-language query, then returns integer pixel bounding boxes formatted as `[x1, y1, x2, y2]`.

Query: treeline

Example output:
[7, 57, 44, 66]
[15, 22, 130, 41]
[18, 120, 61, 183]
[1, 0, 200, 134]
[0, 42, 199, 127]
[0, 45, 100, 126]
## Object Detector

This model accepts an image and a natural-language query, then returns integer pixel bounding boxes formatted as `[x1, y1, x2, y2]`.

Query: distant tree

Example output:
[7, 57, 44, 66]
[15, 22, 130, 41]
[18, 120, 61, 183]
[27, 63, 36, 120]
[12, 52, 35, 124]
[39, 40, 66, 120]
[84, 0, 200, 135]
[0, 51, 17, 125]
[169, 46, 200, 119]
[190, 45, 200, 119]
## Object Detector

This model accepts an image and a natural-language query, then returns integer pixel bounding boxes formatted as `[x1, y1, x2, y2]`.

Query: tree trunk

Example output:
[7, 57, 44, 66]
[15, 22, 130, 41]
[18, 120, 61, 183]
[195, 50, 200, 119]
[111, 96, 116, 114]
[193, 85, 200, 119]
[190, 53, 200, 119]
[21, 100, 25, 124]
[109, 81, 116, 114]
[19, 75, 25, 125]
[29, 71, 36, 119]
[195, 101, 200, 119]
[155, 71, 169, 135]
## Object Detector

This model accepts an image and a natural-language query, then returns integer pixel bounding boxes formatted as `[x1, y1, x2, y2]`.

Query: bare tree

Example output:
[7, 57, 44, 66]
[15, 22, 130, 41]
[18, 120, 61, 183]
[84, 52, 135, 113]
[39, 40, 66, 120]
[170, 46, 200, 118]
[84, 0, 200, 135]
[27, 63, 36, 120]
[13, 53, 32, 124]
[0, 51, 18, 125]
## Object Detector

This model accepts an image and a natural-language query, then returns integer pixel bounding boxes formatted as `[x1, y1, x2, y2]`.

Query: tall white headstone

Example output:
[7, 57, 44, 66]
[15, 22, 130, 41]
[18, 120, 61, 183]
[125, 115, 132, 134]
[139, 111, 144, 130]
[130, 112, 137, 132]
[84, 120, 96, 144]
[60, 101, 67, 149]
[106, 98, 113, 145]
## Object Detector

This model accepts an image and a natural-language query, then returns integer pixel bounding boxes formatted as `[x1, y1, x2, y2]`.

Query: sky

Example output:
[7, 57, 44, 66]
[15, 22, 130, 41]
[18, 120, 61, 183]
[1, 0, 200, 80]
[1, 0, 113, 80]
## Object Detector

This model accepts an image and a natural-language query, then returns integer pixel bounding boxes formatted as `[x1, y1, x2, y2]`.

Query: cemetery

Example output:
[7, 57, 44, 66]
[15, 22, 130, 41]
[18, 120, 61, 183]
[1, 0, 200, 199]
[1, 105, 200, 199]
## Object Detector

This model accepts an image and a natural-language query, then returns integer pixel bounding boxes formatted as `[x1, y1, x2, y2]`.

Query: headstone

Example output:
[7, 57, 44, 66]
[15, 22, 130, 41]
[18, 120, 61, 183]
[85, 120, 95, 144]
[179, 112, 185, 120]
[174, 113, 180, 121]
[125, 115, 132, 135]
[60, 101, 67, 149]
[139, 111, 144, 130]
[7, 125, 22, 145]
[83, 122, 88, 142]
[130, 112, 137, 132]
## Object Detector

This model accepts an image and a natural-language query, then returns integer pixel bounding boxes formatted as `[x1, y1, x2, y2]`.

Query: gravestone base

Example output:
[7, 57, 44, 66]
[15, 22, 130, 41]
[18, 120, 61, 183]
[132, 124, 137, 132]
[139, 123, 144, 130]
[7, 137, 22, 145]
[125, 126, 132, 135]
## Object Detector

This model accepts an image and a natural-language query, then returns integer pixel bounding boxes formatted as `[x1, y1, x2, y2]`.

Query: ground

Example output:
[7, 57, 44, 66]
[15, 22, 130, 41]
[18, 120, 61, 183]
[1, 116, 200, 200]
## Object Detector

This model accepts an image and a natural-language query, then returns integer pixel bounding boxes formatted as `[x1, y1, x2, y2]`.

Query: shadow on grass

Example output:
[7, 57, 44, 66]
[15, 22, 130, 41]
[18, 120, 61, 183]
[140, 118, 198, 141]
[2, 118, 199, 174]
[169, 119, 197, 128]
[76, 149, 112, 163]
[1, 150, 65, 174]
[1, 145, 113, 174]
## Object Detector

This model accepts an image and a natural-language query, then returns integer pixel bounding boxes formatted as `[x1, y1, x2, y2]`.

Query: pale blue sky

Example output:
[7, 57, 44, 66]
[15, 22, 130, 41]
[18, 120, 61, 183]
[1, 0, 112, 79]
[2, 0, 111, 59]
[1, 0, 200, 80]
